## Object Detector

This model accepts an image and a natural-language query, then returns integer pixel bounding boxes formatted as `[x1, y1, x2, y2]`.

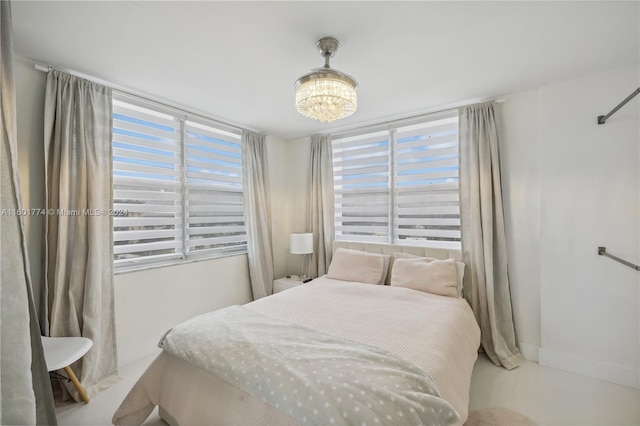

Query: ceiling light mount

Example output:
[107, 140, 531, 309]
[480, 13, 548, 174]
[317, 37, 339, 66]
[295, 37, 358, 123]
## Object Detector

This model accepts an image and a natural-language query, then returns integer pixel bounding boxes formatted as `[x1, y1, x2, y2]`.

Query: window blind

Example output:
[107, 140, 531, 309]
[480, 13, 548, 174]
[332, 129, 390, 243]
[113, 94, 247, 270]
[394, 113, 461, 247]
[112, 97, 184, 266]
[184, 120, 246, 255]
[332, 111, 461, 249]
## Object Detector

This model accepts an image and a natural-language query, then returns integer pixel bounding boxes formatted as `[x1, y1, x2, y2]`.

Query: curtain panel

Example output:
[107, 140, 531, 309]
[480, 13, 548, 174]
[241, 130, 275, 299]
[0, 1, 57, 423]
[459, 101, 523, 370]
[306, 135, 335, 277]
[44, 70, 119, 400]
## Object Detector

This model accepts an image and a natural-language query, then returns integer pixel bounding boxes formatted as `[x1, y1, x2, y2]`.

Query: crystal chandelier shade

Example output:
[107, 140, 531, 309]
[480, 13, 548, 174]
[295, 37, 358, 123]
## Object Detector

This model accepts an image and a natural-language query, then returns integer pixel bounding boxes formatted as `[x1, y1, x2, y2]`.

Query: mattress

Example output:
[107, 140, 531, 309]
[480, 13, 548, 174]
[113, 277, 481, 425]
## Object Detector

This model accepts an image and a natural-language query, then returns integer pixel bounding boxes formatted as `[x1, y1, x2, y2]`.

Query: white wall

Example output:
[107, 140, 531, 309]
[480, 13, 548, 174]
[266, 135, 290, 280]
[265, 135, 311, 279]
[500, 89, 542, 361]
[263, 135, 312, 278]
[282, 137, 312, 276]
[501, 65, 639, 388]
[114, 256, 252, 365]
[14, 56, 254, 367]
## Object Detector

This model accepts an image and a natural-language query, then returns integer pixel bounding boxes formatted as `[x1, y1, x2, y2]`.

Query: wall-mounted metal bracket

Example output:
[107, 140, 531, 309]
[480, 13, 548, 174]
[597, 88, 640, 124]
[598, 246, 640, 271]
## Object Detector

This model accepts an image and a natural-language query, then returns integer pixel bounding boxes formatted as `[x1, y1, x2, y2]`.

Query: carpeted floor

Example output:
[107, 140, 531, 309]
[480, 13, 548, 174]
[465, 407, 535, 426]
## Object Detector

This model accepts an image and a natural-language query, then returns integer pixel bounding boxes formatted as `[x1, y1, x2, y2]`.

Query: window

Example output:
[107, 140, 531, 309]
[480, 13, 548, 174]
[332, 129, 390, 243]
[184, 120, 245, 254]
[112, 94, 246, 270]
[332, 111, 460, 248]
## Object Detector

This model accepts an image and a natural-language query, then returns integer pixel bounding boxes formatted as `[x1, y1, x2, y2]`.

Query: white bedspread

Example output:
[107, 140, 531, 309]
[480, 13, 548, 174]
[113, 277, 480, 425]
[159, 305, 459, 425]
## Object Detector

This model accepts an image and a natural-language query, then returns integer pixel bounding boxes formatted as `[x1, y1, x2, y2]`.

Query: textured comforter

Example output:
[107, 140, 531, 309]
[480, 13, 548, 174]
[113, 277, 481, 425]
[159, 305, 459, 425]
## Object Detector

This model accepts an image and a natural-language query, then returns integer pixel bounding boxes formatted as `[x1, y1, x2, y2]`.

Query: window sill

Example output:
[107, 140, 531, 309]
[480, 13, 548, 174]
[114, 251, 247, 275]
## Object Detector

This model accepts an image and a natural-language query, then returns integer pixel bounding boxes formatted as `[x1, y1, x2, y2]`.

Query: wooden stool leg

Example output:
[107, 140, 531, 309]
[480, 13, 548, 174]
[64, 366, 90, 403]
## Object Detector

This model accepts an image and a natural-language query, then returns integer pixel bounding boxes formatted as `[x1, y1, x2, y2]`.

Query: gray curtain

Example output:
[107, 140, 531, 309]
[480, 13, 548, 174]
[241, 130, 274, 299]
[44, 70, 118, 400]
[0, 1, 57, 423]
[459, 101, 523, 370]
[306, 135, 334, 277]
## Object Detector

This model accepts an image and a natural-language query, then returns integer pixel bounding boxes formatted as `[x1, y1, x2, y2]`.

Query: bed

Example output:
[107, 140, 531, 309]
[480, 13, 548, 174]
[112, 242, 481, 425]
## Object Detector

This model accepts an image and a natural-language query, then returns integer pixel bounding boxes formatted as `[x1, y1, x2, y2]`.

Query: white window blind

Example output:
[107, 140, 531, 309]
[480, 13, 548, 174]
[332, 111, 461, 249]
[332, 129, 390, 243]
[113, 98, 184, 266]
[113, 94, 246, 270]
[394, 113, 460, 247]
[184, 120, 246, 255]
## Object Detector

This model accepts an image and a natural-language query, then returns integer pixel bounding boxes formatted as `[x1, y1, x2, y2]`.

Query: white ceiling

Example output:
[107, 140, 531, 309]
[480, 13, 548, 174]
[11, 1, 639, 140]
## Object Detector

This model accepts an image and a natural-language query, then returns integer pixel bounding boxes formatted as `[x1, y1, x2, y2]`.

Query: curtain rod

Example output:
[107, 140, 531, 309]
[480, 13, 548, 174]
[33, 62, 261, 135]
[597, 88, 640, 125]
[328, 97, 506, 139]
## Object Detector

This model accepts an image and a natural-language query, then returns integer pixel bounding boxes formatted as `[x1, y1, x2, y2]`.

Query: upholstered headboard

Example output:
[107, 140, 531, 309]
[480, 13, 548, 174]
[332, 241, 463, 285]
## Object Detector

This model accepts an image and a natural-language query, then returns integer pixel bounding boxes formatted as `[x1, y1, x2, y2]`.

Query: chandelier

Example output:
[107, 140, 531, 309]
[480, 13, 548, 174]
[295, 37, 358, 123]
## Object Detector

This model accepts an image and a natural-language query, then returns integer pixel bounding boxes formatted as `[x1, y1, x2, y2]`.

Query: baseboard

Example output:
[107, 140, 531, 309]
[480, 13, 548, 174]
[518, 341, 539, 362]
[538, 347, 639, 389]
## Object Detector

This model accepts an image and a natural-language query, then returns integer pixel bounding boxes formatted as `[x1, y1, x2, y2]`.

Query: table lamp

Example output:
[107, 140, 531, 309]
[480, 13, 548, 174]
[290, 233, 313, 281]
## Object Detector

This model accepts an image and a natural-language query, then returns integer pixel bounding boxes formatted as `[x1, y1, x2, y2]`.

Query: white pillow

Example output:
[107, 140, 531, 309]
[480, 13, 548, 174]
[390, 258, 458, 298]
[327, 248, 385, 284]
[392, 252, 465, 296]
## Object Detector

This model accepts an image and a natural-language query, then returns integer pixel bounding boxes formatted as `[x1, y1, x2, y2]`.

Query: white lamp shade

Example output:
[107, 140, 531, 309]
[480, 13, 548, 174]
[290, 233, 313, 254]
